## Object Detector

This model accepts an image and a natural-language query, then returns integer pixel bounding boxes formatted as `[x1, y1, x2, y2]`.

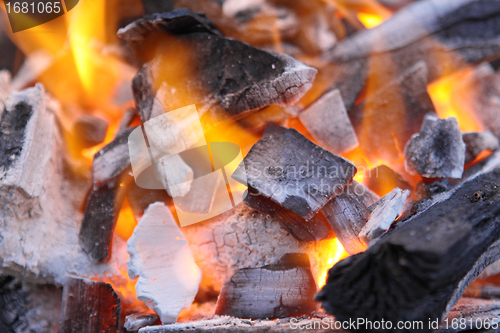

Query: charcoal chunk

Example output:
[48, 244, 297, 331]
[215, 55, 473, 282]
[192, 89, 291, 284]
[299, 89, 358, 154]
[215, 253, 317, 319]
[233, 128, 356, 221]
[73, 115, 108, 149]
[404, 113, 465, 178]
[463, 131, 500, 164]
[118, 9, 317, 128]
[58, 278, 120, 333]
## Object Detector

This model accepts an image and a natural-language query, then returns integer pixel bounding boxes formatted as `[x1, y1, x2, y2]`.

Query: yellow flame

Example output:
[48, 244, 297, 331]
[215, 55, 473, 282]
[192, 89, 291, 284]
[427, 69, 483, 132]
[115, 198, 137, 240]
[357, 12, 384, 28]
[316, 238, 349, 288]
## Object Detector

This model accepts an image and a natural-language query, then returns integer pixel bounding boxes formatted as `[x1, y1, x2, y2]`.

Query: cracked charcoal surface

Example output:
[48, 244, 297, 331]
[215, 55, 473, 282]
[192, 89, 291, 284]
[233, 128, 356, 221]
[0, 102, 32, 171]
[119, 9, 317, 128]
[404, 113, 465, 178]
[215, 253, 317, 319]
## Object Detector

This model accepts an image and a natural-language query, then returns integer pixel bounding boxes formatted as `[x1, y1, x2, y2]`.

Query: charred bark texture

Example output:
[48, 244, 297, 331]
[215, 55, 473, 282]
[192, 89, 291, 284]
[316, 167, 500, 333]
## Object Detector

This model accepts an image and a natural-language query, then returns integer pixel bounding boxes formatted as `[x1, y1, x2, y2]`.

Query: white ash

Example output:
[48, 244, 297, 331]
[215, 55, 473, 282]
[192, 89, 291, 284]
[127, 202, 201, 324]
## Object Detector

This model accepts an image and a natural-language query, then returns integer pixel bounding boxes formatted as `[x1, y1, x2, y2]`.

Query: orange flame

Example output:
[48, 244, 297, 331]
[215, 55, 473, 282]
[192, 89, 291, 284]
[316, 238, 349, 288]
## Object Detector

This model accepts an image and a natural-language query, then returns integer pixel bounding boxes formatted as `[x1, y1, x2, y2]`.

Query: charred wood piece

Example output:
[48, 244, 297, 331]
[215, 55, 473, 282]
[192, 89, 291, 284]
[58, 278, 120, 333]
[127, 202, 201, 324]
[359, 187, 410, 246]
[463, 131, 500, 164]
[320, 181, 379, 255]
[92, 127, 136, 190]
[79, 182, 127, 263]
[244, 187, 334, 242]
[119, 9, 317, 128]
[405, 113, 465, 179]
[316, 166, 500, 333]
[299, 89, 358, 155]
[73, 115, 109, 149]
[365, 164, 413, 197]
[233, 127, 357, 221]
[215, 253, 318, 319]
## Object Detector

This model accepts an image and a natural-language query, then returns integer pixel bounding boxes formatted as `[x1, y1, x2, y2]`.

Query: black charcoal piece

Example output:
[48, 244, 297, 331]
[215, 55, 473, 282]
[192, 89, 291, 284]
[233, 128, 356, 221]
[315, 167, 500, 333]
[79, 183, 126, 263]
[404, 113, 465, 179]
[349, 61, 434, 161]
[321, 181, 378, 255]
[73, 115, 108, 149]
[463, 131, 500, 164]
[365, 165, 413, 197]
[0, 101, 32, 171]
[244, 187, 334, 242]
[118, 9, 317, 128]
[92, 127, 136, 190]
[299, 89, 358, 154]
[58, 278, 120, 333]
[215, 253, 318, 319]
[142, 0, 174, 15]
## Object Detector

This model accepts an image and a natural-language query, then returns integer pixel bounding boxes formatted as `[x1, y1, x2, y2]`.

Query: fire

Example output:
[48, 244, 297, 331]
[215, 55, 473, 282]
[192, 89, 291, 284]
[115, 198, 137, 240]
[427, 69, 483, 132]
[316, 238, 349, 288]
[357, 12, 384, 29]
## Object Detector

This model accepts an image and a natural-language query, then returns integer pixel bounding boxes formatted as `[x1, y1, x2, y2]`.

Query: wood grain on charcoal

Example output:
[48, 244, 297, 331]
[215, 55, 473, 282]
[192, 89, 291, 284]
[215, 253, 318, 319]
[58, 278, 120, 333]
[316, 166, 500, 333]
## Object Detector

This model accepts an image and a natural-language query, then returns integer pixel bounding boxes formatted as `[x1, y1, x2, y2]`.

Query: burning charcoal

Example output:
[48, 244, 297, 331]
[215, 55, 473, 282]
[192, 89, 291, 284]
[118, 9, 317, 128]
[215, 253, 318, 319]
[299, 89, 358, 155]
[464, 284, 500, 300]
[349, 61, 434, 161]
[365, 164, 413, 197]
[315, 164, 500, 332]
[154, 154, 193, 197]
[92, 127, 136, 189]
[233, 127, 357, 221]
[125, 312, 160, 331]
[0, 13, 23, 74]
[405, 113, 466, 179]
[58, 278, 120, 333]
[320, 181, 379, 255]
[463, 131, 500, 164]
[325, 0, 500, 111]
[359, 188, 410, 246]
[79, 182, 127, 263]
[131, 65, 155, 123]
[127, 202, 201, 324]
[73, 114, 109, 149]
[244, 187, 334, 242]
[0, 84, 54, 198]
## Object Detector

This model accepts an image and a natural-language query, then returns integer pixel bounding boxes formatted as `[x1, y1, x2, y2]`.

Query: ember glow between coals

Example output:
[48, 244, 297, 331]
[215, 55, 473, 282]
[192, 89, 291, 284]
[0, 0, 491, 321]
